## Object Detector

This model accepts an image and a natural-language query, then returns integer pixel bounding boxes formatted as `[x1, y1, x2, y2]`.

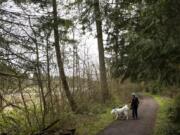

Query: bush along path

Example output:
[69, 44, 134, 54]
[96, 96, 158, 135]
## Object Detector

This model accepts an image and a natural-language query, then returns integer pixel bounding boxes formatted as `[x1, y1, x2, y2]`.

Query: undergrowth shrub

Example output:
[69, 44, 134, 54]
[156, 94, 180, 135]
[0, 109, 38, 135]
[166, 94, 180, 135]
[173, 94, 180, 123]
[146, 81, 162, 94]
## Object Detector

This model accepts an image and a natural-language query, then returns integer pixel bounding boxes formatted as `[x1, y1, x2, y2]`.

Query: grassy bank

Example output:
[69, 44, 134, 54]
[0, 80, 139, 135]
[152, 95, 173, 135]
[77, 107, 113, 135]
[75, 93, 127, 135]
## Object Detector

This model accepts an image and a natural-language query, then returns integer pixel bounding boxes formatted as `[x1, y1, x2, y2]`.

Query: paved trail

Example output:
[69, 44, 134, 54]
[97, 96, 158, 135]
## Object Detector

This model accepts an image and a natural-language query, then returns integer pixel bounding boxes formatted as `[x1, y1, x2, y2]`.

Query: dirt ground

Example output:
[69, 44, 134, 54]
[97, 96, 159, 135]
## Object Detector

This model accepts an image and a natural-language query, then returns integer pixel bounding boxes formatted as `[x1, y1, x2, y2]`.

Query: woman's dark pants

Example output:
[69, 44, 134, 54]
[132, 106, 138, 119]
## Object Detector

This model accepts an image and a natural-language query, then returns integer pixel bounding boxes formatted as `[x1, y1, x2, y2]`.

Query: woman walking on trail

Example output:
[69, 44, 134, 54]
[131, 93, 139, 119]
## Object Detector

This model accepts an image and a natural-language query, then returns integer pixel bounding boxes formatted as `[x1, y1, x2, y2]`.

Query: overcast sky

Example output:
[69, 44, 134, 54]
[1, 0, 100, 76]
[2, 0, 99, 63]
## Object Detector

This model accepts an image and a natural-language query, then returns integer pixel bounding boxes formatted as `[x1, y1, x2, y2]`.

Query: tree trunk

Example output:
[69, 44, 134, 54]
[18, 79, 32, 128]
[0, 93, 2, 109]
[52, 0, 77, 112]
[46, 32, 54, 116]
[34, 38, 47, 127]
[26, 17, 47, 126]
[94, 0, 110, 103]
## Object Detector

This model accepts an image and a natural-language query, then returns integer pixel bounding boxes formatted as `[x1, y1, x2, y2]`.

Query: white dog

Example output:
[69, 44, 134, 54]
[111, 105, 129, 120]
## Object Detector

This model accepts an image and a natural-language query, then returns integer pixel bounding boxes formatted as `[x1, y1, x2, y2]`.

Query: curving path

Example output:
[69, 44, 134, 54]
[96, 96, 159, 135]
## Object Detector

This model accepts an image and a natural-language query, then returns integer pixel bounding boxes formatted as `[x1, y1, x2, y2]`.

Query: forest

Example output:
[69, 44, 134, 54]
[0, 0, 180, 135]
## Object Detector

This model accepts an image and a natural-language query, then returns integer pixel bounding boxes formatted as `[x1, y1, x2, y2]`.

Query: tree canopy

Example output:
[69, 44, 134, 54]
[106, 0, 180, 86]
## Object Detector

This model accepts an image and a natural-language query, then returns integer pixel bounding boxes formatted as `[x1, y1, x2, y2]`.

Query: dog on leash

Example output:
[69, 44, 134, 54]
[111, 105, 129, 120]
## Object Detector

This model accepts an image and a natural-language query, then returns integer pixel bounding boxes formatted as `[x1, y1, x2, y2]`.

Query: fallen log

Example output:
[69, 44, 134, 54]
[33, 119, 60, 135]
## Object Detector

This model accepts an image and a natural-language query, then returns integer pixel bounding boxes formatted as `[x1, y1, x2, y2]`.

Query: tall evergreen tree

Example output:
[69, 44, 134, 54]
[52, 0, 77, 112]
[94, 0, 110, 102]
[75, 0, 110, 102]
